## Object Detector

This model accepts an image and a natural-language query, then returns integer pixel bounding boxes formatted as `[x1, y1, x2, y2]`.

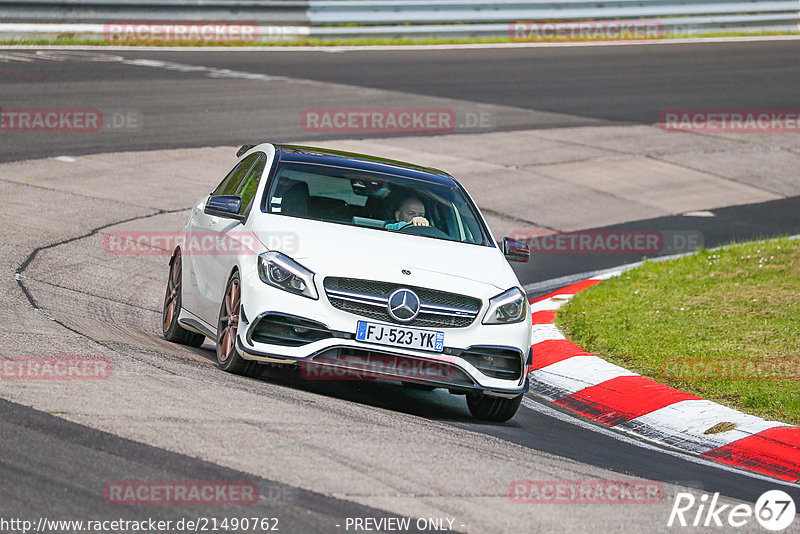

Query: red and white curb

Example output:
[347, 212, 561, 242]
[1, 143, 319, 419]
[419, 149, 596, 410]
[527, 271, 800, 483]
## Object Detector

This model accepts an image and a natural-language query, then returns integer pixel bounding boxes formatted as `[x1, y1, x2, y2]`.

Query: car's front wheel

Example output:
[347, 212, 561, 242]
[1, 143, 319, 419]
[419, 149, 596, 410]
[216, 271, 261, 378]
[162, 251, 205, 347]
[466, 393, 523, 422]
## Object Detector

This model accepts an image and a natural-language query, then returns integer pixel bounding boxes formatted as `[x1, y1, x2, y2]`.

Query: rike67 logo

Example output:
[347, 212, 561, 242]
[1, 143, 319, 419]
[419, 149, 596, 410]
[668, 490, 796, 531]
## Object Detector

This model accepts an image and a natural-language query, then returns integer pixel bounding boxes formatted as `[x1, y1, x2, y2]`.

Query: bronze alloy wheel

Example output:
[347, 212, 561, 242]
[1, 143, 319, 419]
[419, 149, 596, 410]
[162, 251, 205, 347]
[214, 272, 261, 378]
[163, 255, 182, 333]
[217, 275, 241, 364]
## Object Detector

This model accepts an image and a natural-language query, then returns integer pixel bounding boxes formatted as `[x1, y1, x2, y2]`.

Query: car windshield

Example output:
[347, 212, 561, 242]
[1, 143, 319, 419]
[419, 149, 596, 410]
[261, 161, 491, 246]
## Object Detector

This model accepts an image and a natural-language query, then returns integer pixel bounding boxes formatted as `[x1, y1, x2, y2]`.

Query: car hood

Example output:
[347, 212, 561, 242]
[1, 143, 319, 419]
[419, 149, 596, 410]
[250, 215, 520, 293]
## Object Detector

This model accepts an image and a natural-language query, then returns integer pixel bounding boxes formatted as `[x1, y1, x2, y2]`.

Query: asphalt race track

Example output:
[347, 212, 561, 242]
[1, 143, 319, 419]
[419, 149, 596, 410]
[2, 40, 800, 162]
[1, 41, 799, 533]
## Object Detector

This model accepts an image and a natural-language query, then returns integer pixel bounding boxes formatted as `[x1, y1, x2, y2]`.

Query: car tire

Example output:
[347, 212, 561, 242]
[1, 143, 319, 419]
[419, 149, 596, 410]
[162, 251, 206, 347]
[216, 271, 261, 378]
[466, 393, 523, 422]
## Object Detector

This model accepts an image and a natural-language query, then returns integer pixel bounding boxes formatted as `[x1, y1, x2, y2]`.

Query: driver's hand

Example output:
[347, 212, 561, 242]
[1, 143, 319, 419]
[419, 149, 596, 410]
[411, 216, 430, 227]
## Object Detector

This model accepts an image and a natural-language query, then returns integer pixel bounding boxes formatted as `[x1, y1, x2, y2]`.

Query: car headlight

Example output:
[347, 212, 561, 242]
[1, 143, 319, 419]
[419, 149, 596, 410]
[258, 252, 318, 300]
[483, 287, 527, 324]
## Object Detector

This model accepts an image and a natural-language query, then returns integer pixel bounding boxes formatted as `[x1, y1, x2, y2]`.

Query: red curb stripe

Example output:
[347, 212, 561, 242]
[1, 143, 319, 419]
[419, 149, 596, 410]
[530, 278, 602, 304]
[558, 278, 603, 295]
[701, 426, 800, 482]
[532, 310, 556, 324]
[554, 375, 701, 426]
[531, 339, 593, 370]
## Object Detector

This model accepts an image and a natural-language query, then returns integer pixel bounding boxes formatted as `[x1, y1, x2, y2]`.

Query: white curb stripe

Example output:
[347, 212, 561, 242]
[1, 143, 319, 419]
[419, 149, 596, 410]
[530, 294, 573, 312]
[591, 270, 625, 280]
[620, 399, 788, 454]
[530, 324, 565, 345]
[530, 355, 638, 398]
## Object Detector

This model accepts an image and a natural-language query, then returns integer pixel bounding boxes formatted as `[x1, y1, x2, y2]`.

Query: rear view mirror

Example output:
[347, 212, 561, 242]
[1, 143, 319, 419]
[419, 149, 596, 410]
[204, 195, 245, 221]
[350, 178, 391, 198]
[503, 237, 530, 263]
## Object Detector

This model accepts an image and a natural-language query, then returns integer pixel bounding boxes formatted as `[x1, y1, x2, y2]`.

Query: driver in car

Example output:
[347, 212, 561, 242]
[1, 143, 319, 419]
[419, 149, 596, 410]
[384, 197, 430, 231]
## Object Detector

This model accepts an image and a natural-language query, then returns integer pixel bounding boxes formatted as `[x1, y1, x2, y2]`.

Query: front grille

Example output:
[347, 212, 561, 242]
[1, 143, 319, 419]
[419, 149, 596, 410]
[324, 277, 482, 328]
[458, 346, 523, 380]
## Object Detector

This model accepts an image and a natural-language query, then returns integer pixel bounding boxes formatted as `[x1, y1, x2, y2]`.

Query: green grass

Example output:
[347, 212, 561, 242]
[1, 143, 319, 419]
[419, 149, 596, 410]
[556, 237, 800, 425]
[0, 30, 796, 47]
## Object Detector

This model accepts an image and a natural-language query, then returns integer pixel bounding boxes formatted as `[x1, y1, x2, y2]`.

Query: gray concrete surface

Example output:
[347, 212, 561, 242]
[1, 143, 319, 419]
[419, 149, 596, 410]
[304, 125, 794, 236]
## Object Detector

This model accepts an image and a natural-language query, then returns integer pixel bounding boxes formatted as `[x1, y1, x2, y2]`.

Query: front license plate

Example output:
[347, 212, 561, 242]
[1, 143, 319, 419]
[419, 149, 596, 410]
[356, 321, 444, 352]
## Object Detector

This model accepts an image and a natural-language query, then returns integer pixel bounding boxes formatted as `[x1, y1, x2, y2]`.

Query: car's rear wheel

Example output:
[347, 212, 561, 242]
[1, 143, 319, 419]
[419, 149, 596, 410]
[216, 272, 261, 378]
[162, 251, 205, 347]
[466, 393, 523, 422]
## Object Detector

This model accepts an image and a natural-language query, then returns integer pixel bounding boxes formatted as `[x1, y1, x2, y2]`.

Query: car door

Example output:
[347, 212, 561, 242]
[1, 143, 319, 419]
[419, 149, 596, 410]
[202, 154, 267, 322]
[184, 153, 261, 326]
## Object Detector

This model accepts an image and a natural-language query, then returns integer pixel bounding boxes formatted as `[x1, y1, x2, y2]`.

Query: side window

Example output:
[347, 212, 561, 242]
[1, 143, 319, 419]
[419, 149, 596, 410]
[236, 155, 266, 214]
[212, 154, 260, 196]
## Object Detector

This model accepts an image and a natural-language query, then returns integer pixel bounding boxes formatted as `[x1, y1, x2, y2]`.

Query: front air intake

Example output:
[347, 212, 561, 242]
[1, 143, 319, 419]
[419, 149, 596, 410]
[249, 313, 332, 347]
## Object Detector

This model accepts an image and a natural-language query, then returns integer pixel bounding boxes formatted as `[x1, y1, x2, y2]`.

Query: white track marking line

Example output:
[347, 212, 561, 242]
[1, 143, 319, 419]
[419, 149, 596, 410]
[119, 57, 288, 81]
[0, 51, 36, 62]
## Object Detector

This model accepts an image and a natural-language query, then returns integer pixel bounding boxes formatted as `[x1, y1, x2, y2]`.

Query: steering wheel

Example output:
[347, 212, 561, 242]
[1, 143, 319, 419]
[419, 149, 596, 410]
[399, 223, 450, 239]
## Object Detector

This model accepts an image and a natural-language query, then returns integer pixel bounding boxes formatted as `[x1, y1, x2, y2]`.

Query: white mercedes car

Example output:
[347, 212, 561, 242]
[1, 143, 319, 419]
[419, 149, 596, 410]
[162, 143, 532, 421]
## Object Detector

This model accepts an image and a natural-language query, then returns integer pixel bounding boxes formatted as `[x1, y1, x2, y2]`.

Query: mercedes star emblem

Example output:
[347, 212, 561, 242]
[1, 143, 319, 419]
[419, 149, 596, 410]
[387, 288, 420, 322]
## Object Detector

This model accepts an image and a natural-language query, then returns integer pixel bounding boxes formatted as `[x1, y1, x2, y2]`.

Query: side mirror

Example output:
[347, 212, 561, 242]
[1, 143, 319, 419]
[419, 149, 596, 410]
[503, 237, 530, 263]
[204, 195, 245, 221]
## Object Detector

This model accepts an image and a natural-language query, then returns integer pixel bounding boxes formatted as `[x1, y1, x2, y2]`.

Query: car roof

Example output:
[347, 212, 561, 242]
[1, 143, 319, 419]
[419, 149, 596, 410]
[273, 144, 458, 187]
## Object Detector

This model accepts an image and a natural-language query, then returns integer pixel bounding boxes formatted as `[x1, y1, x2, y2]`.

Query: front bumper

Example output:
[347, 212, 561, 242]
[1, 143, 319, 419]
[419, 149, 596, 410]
[237, 336, 530, 398]
[236, 264, 531, 396]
